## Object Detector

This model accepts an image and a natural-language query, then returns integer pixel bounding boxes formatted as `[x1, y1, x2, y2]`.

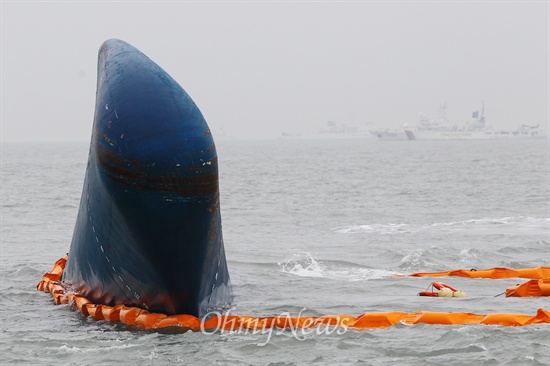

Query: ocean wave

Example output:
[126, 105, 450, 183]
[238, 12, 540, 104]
[457, 248, 481, 262]
[429, 216, 549, 227]
[48, 343, 139, 354]
[277, 250, 393, 281]
[333, 223, 412, 234]
[1, 264, 44, 283]
[278, 251, 324, 278]
[497, 240, 549, 254]
[333, 217, 549, 235]
[397, 248, 436, 269]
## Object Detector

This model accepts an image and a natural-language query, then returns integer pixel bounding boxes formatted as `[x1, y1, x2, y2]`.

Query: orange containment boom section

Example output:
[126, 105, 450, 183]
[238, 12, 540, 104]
[395, 266, 550, 279]
[506, 279, 550, 297]
[38, 257, 550, 330]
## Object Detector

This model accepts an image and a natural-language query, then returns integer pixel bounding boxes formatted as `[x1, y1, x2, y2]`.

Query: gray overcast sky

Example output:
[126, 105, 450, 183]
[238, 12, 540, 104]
[1, 1, 548, 141]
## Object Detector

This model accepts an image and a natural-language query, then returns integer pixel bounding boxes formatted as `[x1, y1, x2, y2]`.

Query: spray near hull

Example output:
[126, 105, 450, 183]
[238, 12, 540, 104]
[62, 39, 232, 317]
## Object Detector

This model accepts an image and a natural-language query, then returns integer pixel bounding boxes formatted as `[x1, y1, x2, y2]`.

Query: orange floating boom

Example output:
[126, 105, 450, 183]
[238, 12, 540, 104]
[37, 257, 550, 330]
[399, 266, 549, 279]
[506, 279, 550, 297]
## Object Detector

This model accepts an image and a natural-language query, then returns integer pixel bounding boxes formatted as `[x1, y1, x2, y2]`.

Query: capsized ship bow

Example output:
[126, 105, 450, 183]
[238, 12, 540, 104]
[62, 39, 232, 317]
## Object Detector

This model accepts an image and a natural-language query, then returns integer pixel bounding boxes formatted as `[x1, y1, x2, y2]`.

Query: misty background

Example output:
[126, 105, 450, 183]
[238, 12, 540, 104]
[1, 1, 548, 142]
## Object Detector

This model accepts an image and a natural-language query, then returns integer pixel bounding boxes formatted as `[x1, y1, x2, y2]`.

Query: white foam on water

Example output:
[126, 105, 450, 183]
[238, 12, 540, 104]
[322, 267, 394, 281]
[458, 248, 480, 262]
[278, 251, 324, 278]
[51, 343, 138, 354]
[333, 217, 549, 235]
[332, 223, 411, 234]
[278, 250, 394, 281]
[399, 249, 431, 268]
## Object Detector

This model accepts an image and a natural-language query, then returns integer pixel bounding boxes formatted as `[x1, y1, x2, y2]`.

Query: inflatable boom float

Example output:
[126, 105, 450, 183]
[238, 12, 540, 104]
[62, 39, 232, 317]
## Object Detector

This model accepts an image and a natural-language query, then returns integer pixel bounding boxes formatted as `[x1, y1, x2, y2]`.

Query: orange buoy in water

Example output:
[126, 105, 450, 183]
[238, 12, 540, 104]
[506, 279, 550, 297]
[418, 281, 467, 298]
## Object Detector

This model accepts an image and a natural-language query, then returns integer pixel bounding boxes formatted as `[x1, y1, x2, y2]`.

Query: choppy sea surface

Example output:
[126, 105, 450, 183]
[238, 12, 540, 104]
[1, 138, 549, 365]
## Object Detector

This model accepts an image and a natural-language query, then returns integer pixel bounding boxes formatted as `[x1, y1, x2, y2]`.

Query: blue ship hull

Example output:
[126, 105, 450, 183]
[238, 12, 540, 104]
[62, 39, 232, 317]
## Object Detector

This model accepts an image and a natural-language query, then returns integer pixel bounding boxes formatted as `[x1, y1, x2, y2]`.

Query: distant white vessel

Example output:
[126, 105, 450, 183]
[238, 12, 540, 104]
[279, 121, 373, 139]
[401, 103, 546, 140]
[314, 121, 372, 139]
[369, 129, 408, 140]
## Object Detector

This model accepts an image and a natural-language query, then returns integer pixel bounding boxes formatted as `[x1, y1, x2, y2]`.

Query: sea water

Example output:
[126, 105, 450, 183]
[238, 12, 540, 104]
[1, 138, 549, 365]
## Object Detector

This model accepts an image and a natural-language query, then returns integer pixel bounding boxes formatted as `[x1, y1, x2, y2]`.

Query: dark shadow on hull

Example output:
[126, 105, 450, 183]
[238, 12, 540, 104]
[62, 39, 232, 317]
